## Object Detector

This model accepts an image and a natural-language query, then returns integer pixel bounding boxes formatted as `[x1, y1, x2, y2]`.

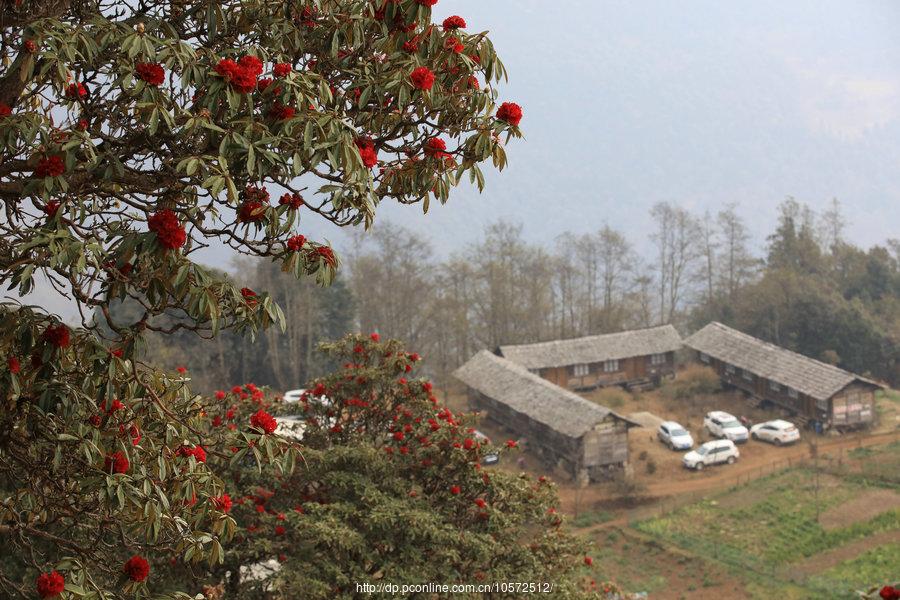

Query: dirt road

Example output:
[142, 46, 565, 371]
[560, 429, 900, 514]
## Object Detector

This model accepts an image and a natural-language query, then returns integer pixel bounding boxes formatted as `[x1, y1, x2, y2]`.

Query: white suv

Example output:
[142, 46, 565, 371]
[750, 419, 800, 446]
[683, 439, 739, 470]
[704, 411, 749, 443]
[657, 421, 694, 450]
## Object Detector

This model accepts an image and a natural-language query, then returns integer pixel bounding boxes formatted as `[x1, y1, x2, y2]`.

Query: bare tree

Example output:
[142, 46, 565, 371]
[717, 203, 758, 301]
[650, 202, 703, 323]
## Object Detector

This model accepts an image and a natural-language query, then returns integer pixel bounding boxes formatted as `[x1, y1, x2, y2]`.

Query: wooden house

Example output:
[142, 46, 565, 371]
[497, 325, 682, 391]
[454, 351, 639, 482]
[685, 322, 883, 430]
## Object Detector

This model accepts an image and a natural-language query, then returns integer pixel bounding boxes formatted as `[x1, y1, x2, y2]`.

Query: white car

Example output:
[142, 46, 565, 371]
[657, 421, 694, 450]
[683, 439, 740, 470]
[274, 415, 307, 441]
[283, 388, 332, 408]
[703, 411, 749, 443]
[283, 389, 305, 403]
[750, 419, 800, 446]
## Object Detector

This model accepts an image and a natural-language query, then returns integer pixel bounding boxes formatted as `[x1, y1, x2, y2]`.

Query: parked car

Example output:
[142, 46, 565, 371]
[683, 439, 740, 470]
[703, 411, 749, 443]
[282, 388, 332, 407]
[283, 389, 305, 403]
[657, 421, 694, 450]
[750, 419, 800, 445]
[274, 415, 307, 441]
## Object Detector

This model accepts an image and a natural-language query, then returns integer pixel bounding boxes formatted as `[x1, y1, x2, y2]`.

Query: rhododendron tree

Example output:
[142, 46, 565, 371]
[149, 336, 605, 599]
[0, 0, 523, 597]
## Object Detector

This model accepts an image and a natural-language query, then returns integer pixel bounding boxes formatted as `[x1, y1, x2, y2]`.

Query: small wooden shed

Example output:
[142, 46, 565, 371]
[454, 351, 639, 482]
[497, 325, 682, 391]
[685, 322, 883, 430]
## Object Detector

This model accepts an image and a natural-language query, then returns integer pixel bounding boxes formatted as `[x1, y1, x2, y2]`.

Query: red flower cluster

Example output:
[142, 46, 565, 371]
[135, 62, 165, 86]
[442, 15, 466, 30]
[496, 101, 523, 127]
[212, 493, 233, 513]
[148, 209, 187, 249]
[308, 245, 336, 267]
[104, 451, 130, 474]
[279, 192, 304, 210]
[24, 39, 37, 53]
[274, 525, 286, 536]
[273, 62, 292, 77]
[35, 156, 65, 177]
[355, 138, 378, 168]
[881, 586, 900, 600]
[241, 287, 258, 306]
[416, 0, 438, 5]
[402, 40, 419, 53]
[238, 185, 270, 222]
[36, 571, 65, 598]
[250, 409, 277, 434]
[450, 485, 461, 495]
[410, 66, 435, 91]
[8, 356, 20, 373]
[0, 103, 11, 117]
[42, 324, 70, 348]
[215, 55, 264, 93]
[123, 555, 150, 582]
[444, 36, 464, 53]
[65, 82, 87, 100]
[584, 556, 593, 566]
[44, 201, 61, 217]
[424, 137, 449, 159]
[269, 102, 296, 120]
[177, 445, 206, 462]
[287, 235, 306, 252]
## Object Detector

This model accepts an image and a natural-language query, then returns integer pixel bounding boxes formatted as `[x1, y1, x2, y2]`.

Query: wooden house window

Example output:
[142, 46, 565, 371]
[650, 353, 666, 365]
[699, 352, 710, 363]
[788, 387, 798, 399]
[572, 363, 589, 377]
[603, 359, 619, 373]
[769, 381, 780, 392]
[725, 364, 736, 375]
[742, 369, 753, 382]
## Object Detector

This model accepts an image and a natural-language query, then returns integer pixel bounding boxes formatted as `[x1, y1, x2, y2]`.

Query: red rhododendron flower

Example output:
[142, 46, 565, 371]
[8, 356, 21, 373]
[496, 101, 523, 127]
[474, 498, 486, 508]
[584, 556, 593, 566]
[287, 235, 306, 252]
[148, 209, 187, 249]
[880, 586, 900, 600]
[135, 62, 165, 86]
[370, 332, 380, 342]
[250, 409, 277, 434]
[0, 103, 11, 117]
[410, 66, 435, 90]
[416, 0, 437, 5]
[355, 138, 378, 168]
[450, 485, 461, 495]
[402, 40, 418, 53]
[35, 156, 65, 177]
[424, 137, 449, 159]
[177, 445, 206, 462]
[269, 102, 296, 120]
[44, 201, 60, 217]
[274, 525, 286, 535]
[273, 62, 292, 77]
[215, 56, 263, 93]
[506, 439, 518, 448]
[107, 399, 124, 414]
[215, 390, 226, 400]
[442, 15, 466, 30]
[42, 324, 70, 348]
[213, 493, 233, 513]
[65, 82, 88, 100]
[104, 451, 129, 474]
[279, 192, 304, 209]
[241, 287, 258, 306]
[238, 200, 267, 222]
[36, 571, 65, 598]
[123, 555, 150, 582]
[308, 245, 337, 267]
[444, 36, 464, 53]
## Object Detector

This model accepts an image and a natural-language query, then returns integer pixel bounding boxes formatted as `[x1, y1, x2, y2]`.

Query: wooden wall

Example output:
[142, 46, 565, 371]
[466, 389, 629, 481]
[535, 351, 675, 391]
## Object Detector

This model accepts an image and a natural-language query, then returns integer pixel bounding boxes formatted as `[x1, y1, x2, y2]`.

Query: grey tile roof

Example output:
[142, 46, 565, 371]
[684, 322, 882, 401]
[453, 350, 638, 438]
[498, 325, 682, 370]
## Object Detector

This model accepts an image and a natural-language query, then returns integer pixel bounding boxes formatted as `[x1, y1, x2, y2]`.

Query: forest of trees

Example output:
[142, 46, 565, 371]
[125, 198, 899, 392]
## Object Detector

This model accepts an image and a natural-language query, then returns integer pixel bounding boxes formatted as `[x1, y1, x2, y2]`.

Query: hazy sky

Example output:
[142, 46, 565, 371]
[18, 0, 900, 321]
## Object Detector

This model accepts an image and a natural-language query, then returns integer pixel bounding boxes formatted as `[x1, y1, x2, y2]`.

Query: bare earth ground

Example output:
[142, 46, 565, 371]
[787, 529, 900, 578]
[818, 488, 900, 530]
